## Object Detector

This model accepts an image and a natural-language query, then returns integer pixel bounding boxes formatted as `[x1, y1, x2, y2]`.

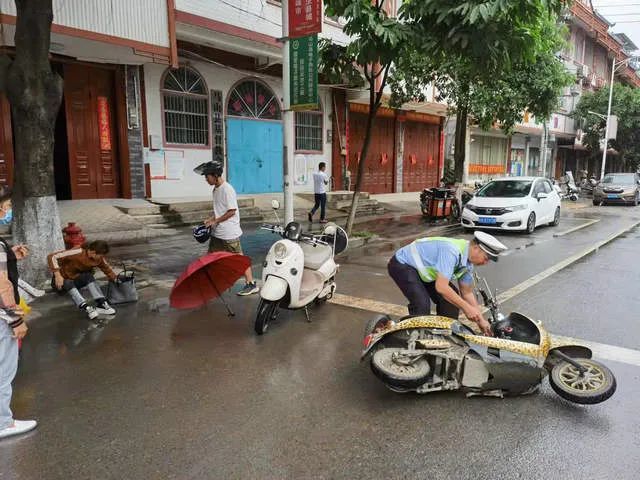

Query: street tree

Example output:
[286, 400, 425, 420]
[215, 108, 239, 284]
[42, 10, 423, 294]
[573, 83, 640, 173]
[0, 0, 64, 283]
[321, 0, 408, 235]
[398, 0, 570, 182]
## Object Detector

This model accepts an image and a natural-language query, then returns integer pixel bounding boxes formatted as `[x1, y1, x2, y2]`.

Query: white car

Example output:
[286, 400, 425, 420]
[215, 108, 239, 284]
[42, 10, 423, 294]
[461, 177, 561, 234]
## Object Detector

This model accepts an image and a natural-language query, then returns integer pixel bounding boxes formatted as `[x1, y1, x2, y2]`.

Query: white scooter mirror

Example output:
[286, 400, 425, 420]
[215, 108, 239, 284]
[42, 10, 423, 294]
[271, 199, 280, 210]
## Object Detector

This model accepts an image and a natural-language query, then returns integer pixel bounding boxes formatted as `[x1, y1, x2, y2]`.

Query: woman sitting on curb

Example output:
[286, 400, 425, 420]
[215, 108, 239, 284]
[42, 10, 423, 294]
[48, 240, 117, 320]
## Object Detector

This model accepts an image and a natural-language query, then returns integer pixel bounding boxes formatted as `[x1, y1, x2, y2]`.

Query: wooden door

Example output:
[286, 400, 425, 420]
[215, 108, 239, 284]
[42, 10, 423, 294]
[348, 112, 395, 194]
[402, 121, 440, 192]
[64, 64, 120, 199]
[0, 94, 14, 187]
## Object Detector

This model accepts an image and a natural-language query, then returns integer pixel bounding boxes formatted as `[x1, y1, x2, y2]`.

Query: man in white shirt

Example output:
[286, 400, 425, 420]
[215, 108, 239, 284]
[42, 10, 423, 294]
[196, 161, 258, 296]
[308, 162, 329, 224]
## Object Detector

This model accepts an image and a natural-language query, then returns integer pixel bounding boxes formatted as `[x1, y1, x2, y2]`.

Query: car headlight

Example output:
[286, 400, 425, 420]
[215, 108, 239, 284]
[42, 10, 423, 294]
[505, 204, 528, 212]
[274, 242, 288, 259]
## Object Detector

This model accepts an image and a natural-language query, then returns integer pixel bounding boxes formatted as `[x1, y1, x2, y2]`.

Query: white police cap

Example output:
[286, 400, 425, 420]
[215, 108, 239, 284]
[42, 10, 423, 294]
[473, 231, 508, 261]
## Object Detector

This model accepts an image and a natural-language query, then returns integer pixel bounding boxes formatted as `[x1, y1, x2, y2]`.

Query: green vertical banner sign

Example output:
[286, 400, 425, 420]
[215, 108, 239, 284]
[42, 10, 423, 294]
[290, 34, 318, 111]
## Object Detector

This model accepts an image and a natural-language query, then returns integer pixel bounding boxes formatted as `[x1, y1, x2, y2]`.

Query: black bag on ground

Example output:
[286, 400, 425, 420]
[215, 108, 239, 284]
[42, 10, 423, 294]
[106, 265, 138, 304]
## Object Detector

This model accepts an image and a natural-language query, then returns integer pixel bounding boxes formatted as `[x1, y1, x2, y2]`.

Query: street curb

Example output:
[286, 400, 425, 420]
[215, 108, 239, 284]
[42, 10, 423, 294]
[553, 219, 599, 237]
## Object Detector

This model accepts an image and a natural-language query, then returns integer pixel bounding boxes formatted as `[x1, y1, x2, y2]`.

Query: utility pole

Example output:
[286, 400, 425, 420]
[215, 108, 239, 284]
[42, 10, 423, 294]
[282, 1, 294, 224]
[600, 56, 616, 181]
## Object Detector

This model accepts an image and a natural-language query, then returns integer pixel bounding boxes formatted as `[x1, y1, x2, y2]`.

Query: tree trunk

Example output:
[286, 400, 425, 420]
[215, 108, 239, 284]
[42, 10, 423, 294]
[453, 104, 468, 184]
[345, 97, 379, 236]
[5, 0, 64, 284]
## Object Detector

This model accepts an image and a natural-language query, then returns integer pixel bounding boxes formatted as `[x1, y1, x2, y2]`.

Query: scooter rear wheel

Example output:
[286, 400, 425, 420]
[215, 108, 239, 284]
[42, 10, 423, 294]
[255, 299, 278, 335]
[371, 348, 431, 389]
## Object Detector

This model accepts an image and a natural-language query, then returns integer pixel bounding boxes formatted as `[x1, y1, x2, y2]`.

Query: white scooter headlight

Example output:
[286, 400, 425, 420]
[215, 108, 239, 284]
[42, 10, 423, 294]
[274, 242, 288, 259]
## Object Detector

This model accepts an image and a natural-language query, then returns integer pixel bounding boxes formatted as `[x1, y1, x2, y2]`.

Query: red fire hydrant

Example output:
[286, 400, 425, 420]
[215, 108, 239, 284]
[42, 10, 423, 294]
[62, 222, 86, 249]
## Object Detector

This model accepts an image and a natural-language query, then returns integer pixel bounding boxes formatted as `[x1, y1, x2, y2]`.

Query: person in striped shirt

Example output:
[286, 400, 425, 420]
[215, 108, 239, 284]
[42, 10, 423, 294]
[0, 186, 37, 439]
[48, 240, 117, 320]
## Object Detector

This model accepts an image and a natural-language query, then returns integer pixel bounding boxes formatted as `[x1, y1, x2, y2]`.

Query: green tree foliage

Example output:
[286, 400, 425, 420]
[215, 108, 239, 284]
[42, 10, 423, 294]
[391, 4, 572, 181]
[573, 83, 640, 172]
[322, 0, 408, 235]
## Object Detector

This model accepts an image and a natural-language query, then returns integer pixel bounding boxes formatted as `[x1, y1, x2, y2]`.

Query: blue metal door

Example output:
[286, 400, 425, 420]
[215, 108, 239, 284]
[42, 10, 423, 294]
[226, 118, 283, 194]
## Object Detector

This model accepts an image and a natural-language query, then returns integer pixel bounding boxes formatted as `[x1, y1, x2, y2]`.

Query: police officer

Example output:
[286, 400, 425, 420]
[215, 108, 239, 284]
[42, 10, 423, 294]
[388, 231, 507, 336]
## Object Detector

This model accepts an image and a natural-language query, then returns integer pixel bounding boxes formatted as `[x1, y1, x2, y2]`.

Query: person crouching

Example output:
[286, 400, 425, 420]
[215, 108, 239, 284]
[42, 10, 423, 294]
[48, 240, 117, 319]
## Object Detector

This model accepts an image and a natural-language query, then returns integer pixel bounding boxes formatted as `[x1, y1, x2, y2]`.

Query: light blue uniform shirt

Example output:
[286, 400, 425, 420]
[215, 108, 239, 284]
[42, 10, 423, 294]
[395, 238, 474, 285]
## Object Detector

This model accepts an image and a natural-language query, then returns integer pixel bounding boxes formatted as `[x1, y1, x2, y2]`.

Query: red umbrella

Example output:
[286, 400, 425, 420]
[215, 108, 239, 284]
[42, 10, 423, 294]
[170, 252, 251, 316]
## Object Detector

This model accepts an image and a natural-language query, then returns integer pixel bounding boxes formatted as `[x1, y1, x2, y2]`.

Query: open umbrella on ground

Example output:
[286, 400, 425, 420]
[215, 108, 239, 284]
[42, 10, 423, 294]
[170, 252, 252, 316]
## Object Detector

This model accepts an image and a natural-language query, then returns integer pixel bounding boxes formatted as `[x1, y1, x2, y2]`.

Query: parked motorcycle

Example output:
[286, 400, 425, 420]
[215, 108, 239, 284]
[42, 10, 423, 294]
[361, 274, 616, 404]
[556, 172, 580, 201]
[579, 176, 598, 196]
[256, 200, 348, 335]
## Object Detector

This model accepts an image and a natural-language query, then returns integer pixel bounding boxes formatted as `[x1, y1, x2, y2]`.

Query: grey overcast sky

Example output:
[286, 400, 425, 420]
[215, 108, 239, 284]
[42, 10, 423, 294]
[592, 1, 640, 53]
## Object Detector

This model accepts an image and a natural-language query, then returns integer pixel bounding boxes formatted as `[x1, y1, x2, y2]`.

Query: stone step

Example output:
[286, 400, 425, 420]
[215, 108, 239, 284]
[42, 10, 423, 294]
[329, 199, 380, 210]
[120, 198, 255, 217]
[297, 191, 370, 203]
[147, 214, 264, 230]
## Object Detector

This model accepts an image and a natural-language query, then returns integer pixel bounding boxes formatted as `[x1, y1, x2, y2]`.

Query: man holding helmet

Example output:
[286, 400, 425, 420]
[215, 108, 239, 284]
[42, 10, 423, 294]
[195, 161, 259, 296]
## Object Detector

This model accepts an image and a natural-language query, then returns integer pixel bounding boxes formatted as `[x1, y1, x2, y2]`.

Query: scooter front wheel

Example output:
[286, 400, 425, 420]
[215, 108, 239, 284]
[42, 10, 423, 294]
[549, 358, 616, 404]
[255, 299, 278, 335]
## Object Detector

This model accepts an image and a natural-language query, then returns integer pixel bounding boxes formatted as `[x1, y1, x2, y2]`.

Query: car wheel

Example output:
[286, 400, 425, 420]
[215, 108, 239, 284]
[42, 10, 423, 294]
[525, 212, 536, 234]
[593, 199, 602, 206]
[550, 207, 560, 227]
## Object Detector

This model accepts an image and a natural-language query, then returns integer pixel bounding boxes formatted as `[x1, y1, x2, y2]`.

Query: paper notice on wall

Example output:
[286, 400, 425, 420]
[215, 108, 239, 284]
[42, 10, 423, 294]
[165, 150, 184, 180]
[145, 149, 166, 179]
[294, 155, 309, 185]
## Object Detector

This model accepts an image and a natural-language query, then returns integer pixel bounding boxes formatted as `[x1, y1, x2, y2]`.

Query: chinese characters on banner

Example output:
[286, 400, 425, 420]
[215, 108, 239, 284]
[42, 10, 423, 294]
[97, 96, 112, 151]
[288, 0, 322, 38]
[210, 90, 224, 162]
[290, 34, 319, 110]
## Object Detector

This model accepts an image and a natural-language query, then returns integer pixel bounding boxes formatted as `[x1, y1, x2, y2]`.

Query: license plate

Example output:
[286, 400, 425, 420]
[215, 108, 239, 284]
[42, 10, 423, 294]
[478, 217, 497, 225]
[607, 194, 619, 199]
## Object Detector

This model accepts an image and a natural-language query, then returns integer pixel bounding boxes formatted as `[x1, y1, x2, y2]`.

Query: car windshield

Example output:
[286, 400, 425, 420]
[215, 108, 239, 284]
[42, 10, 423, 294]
[602, 174, 636, 185]
[476, 180, 533, 198]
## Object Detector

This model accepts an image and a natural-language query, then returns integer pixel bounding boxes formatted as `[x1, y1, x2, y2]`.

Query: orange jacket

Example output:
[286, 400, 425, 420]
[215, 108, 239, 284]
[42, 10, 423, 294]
[47, 248, 116, 282]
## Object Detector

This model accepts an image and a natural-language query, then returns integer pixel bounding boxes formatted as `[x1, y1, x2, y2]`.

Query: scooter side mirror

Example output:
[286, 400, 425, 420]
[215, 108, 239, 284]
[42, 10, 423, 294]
[271, 200, 280, 210]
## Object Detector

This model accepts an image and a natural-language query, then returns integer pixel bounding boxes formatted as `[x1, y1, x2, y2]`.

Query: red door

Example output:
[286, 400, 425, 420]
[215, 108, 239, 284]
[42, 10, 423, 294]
[402, 121, 440, 192]
[348, 112, 395, 194]
[64, 64, 120, 199]
[0, 94, 14, 187]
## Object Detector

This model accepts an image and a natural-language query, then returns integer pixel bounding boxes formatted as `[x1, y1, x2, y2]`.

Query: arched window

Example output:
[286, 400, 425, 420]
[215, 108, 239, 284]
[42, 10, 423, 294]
[227, 79, 281, 120]
[162, 66, 209, 146]
[295, 107, 323, 152]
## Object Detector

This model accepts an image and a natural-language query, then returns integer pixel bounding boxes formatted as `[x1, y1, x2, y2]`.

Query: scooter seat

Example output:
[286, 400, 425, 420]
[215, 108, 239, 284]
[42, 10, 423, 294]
[301, 243, 333, 270]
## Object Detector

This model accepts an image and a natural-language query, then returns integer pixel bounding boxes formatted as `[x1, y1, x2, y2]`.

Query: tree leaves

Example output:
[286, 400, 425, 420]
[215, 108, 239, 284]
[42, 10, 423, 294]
[573, 84, 640, 171]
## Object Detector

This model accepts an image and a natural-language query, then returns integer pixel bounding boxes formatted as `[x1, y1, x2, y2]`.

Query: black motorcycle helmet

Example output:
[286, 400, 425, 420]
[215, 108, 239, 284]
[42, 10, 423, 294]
[194, 161, 223, 177]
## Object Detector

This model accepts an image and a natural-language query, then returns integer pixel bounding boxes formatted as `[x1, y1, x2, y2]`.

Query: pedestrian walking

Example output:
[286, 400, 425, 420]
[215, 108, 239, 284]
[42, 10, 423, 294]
[308, 162, 329, 224]
[387, 231, 508, 336]
[195, 161, 259, 296]
[48, 240, 118, 319]
[0, 186, 37, 439]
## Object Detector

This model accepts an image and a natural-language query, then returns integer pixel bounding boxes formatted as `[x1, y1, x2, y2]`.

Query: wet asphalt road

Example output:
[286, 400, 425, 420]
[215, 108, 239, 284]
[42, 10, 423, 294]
[2, 204, 640, 479]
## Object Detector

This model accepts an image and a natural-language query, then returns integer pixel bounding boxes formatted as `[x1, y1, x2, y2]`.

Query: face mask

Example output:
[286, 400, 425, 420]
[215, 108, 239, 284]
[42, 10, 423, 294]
[0, 208, 12, 225]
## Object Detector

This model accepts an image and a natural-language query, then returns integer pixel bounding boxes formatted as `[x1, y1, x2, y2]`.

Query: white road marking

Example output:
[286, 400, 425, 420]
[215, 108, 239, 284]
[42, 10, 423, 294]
[553, 219, 600, 237]
[329, 293, 640, 367]
[495, 220, 640, 304]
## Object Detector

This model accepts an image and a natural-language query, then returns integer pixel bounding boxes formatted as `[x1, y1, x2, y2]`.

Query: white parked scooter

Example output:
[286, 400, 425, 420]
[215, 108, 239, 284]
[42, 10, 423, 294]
[255, 200, 348, 335]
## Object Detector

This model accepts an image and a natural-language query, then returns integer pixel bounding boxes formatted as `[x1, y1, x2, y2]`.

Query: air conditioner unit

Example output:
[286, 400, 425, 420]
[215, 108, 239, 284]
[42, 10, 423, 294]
[583, 65, 591, 78]
[576, 64, 584, 79]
